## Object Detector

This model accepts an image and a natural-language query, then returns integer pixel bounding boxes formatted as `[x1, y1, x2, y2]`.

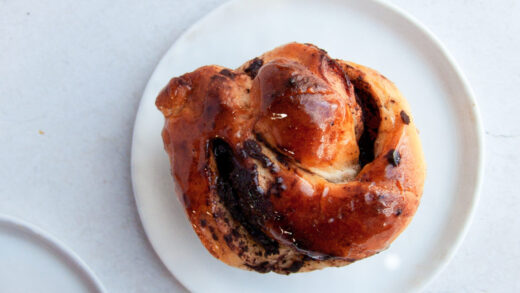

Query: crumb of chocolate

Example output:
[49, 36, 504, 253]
[400, 110, 410, 124]
[223, 234, 233, 247]
[385, 149, 401, 167]
[208, 226, 219, 241]
[285, 260, 305, 273]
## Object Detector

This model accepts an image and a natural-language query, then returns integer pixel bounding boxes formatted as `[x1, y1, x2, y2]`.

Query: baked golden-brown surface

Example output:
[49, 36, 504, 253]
[156, 42, 426, 274]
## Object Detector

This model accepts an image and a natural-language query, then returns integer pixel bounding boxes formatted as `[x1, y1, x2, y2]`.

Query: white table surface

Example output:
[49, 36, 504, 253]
[0, 0, 518, 292]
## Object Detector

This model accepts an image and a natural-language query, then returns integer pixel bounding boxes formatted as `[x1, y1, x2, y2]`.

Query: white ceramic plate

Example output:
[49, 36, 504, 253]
[131, 0, 483, 292]
[0, 215, 105, 293]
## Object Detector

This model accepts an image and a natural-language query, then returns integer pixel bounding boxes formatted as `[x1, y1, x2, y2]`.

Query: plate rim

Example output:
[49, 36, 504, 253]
[0, 214, 106, 293]
[131, 0, 484, 291]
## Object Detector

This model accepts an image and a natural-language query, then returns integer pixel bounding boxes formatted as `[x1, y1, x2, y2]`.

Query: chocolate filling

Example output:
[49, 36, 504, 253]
[400, 110, 410, 124]
[243, 139, 279, 173]
[245, 261, 271, 273]
[211, 138, 279, 256]
[352, 82, 381, 167]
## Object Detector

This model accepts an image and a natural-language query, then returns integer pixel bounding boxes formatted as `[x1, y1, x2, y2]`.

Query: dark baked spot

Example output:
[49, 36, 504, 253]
[385, 149, 401, 167]
[244, 58, 263, 79]
[212, 138, 280, 256]
[400, 110, 410, 124]
[199, 219, 207, 227]
[219, 69, 236, 79]
[175, 77, 190, 87]
[304, 43, 327, 55]
[341, 62, 356, 71]
[395, 208, 402, 216]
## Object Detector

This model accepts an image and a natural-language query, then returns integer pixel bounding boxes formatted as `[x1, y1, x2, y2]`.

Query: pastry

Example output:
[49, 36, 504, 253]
[156, 42, 426, 274]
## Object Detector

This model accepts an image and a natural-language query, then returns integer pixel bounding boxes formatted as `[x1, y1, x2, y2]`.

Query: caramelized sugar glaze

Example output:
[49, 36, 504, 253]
[156, 43, 425, 273]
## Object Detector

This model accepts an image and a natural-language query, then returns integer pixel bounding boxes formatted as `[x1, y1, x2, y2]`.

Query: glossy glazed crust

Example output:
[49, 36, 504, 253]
[156, 43, 426, 273]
